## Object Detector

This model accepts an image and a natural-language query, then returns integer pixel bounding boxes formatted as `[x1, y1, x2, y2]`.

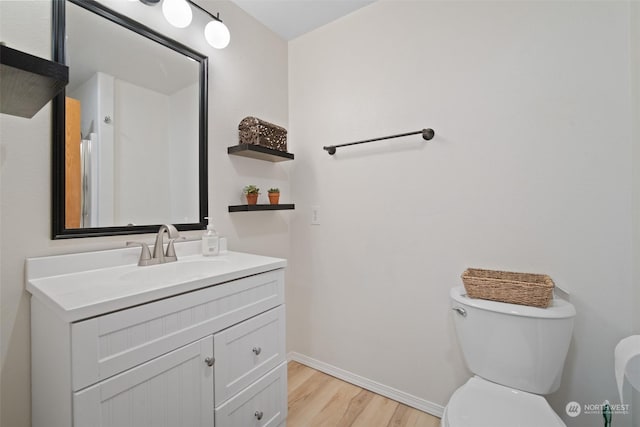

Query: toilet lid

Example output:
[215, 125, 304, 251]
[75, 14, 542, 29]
[446, 377, 566, 427]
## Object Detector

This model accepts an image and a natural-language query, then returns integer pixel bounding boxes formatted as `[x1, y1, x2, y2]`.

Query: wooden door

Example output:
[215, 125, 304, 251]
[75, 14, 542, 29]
[65, 97, 81, 228]
[73, 336, 214, 427]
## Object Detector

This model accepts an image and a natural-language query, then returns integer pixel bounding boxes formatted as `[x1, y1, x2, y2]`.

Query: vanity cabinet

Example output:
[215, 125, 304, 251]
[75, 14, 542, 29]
[28, 249, 287, 427]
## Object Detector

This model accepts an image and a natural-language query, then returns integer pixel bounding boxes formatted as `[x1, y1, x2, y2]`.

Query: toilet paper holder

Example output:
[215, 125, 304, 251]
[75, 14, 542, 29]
[615, 335, 640, 404]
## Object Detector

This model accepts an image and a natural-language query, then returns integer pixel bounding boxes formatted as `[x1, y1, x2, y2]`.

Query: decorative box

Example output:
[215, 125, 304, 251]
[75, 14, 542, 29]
[238, 116, 287, 152]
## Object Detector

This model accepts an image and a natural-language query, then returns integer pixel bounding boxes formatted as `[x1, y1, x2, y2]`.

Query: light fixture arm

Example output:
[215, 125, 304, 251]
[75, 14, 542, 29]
[138, 0, 224, 23]
[186, 0, 224, 23]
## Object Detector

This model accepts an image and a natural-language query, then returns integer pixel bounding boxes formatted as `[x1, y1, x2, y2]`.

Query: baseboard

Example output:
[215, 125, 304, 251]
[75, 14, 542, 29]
[287, 351, 444, 418]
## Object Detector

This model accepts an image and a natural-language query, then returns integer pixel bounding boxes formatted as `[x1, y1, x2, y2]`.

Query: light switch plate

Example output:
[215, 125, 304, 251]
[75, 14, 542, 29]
[311, 205, 320, 225]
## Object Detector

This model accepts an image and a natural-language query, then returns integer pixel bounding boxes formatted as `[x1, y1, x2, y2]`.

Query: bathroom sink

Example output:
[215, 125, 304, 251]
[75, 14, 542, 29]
[119, 257, 229, 284]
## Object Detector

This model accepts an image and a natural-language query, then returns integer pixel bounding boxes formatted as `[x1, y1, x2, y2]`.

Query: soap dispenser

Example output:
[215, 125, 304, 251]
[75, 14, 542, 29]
[202, 217, 219, 256]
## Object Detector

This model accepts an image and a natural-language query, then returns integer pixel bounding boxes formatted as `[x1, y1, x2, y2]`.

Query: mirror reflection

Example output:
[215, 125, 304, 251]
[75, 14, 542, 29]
[53, 0, 208, 238]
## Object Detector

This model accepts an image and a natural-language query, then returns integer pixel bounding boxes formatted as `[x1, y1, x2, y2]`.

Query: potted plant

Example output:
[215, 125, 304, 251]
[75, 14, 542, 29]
[267, 188, 280, 205]
[243, 185, 260, 205]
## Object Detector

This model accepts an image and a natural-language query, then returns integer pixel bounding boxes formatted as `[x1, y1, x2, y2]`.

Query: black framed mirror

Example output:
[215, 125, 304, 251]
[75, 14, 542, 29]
[52, 0, 208, 239]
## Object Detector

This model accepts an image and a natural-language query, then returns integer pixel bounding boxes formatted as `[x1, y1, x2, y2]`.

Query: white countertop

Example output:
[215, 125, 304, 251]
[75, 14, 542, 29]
[25, 242, 286, 322]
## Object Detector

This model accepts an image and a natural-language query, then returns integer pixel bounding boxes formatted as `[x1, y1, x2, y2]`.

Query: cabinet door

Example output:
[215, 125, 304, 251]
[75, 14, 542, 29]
[73, 336, 214, 427]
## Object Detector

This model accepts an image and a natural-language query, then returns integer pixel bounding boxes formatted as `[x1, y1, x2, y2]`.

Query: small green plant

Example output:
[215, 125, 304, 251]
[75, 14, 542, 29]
[243, 185, 260, 194]
[268, 188, 280, 194]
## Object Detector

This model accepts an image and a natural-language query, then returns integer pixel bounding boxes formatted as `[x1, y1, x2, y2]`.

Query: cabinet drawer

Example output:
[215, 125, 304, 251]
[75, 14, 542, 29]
[214, 305, 286, 405]
[215, 362, 287, 427]
[71, 269, 284, 391]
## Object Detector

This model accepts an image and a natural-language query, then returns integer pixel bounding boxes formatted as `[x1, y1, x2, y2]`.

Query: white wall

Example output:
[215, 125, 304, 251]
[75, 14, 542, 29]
[288, 2, 634, 426]
[169, 83, 199, 224]
[115, 80, 202, 226]
[0, 3, 54, 425]
[631, 1, 640, 424]
[69, 73, 98, 138]
[114, 79, 171, 225]
[97, 72, 115, 226]
[0, 1, 288, 425]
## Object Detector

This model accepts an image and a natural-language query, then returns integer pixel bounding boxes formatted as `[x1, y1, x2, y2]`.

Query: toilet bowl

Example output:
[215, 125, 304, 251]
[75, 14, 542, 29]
[443, 286, 576, 427]
[441, 377, 566, 427]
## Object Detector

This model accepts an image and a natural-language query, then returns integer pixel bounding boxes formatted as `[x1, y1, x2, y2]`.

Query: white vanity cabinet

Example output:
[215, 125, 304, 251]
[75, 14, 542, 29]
[26, 247, 288, 427]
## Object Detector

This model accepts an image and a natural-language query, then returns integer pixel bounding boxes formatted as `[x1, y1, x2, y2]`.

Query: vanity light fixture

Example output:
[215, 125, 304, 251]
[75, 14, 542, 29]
[139, 0, 230, 49]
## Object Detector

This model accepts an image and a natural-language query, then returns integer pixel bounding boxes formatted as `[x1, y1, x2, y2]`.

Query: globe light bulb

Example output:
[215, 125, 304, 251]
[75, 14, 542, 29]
[204, 19, 230, 49]
[162, 0, 192, 28]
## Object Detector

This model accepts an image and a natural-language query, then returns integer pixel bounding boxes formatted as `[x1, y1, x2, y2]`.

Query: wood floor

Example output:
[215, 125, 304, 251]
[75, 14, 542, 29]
[287, 361, 441, 427]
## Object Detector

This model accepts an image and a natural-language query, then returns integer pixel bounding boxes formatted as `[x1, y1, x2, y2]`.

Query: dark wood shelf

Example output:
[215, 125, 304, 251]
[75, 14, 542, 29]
[228, 204, 295, 212]
[0, 45, 69, 118]
[227, 144, 294, 162]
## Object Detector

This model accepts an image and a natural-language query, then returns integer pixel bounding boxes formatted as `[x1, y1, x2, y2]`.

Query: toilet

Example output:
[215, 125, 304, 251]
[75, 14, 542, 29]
[442, 286, 576, 427]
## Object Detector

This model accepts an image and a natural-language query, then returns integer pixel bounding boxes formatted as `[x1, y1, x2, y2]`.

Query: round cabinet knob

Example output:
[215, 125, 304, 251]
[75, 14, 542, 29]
[254, 410, 264, 420]
[252, 346, 262, 356]
[204, 356, 215, 367]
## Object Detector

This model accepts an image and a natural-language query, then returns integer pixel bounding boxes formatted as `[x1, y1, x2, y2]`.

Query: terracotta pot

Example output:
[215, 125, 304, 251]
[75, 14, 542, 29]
[268, 193, 280, 205]
[246, 193, 259, 205]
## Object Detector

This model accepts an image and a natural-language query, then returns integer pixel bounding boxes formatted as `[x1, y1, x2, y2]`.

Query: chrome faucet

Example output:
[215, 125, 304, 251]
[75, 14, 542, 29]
[127, 224, 181, 266]
[153, 224, 180, 263]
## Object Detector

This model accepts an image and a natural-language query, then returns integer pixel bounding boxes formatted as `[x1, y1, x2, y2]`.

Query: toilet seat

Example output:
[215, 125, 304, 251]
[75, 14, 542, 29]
[442, 377, 566, 427]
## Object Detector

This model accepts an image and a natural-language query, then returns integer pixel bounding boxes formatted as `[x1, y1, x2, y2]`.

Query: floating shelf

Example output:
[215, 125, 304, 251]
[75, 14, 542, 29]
[228, 204, 295, 212]
[0, 44, 69, 118]
[227, 144, 294, 162]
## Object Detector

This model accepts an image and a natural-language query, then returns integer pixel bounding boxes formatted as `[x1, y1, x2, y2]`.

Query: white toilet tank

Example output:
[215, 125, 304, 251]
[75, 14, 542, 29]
[450, 286, 575, 394]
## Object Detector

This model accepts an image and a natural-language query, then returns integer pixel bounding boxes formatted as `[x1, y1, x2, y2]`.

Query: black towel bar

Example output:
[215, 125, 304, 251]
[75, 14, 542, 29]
[323, 128, 435, 155]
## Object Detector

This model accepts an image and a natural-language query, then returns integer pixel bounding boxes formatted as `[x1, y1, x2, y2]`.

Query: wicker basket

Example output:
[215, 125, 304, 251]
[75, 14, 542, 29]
[238, 116, 287, 152]
[461, 268, 554, 308]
